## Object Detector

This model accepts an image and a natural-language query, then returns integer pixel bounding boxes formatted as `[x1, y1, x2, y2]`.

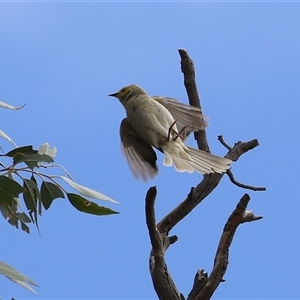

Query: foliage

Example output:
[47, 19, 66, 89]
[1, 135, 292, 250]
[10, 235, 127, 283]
[0, 261, 38, 295]
[0, 100, 119, 294]
[0, 144, 119, 234]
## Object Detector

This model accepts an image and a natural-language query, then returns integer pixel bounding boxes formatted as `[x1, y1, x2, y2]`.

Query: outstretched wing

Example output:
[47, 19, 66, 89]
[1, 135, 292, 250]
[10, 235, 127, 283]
[152, 96, 208, 134]
[120, 118, 158, 181]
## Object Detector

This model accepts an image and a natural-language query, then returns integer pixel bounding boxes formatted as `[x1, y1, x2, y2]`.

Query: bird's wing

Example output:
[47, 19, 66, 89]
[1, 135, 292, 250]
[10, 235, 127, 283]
[120, 118, 158, 181]
[152, 96, 208, 133]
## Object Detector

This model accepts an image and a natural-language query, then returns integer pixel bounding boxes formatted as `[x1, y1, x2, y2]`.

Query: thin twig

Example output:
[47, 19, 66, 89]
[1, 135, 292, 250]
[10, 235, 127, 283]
[217, 135, 231, 150]
[227, 169, 266, 191]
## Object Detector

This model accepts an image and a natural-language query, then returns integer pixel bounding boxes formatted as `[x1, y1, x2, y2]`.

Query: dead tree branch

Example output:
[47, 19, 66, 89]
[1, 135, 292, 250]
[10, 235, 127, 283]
[227, 169, 266, 191]
[217, 135, 232, 150]
[146, 187, 182, 300]
[187, 194, 263, 300]
[157, 136, 263, 234]
[147, 49, 265, 300]
[218, 136, 267, 191]
[179, 48, 210, 153]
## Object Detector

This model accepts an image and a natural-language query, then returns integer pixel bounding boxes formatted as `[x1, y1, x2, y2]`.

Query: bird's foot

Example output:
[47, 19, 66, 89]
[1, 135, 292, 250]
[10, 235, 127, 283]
[167, 120, 179, 141]
[173, 124, 190, 141]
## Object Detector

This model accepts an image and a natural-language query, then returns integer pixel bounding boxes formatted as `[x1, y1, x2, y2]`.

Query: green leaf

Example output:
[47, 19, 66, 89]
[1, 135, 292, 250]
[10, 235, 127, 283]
[41, 181, 65, 210]
[16, 212, 31, 223]
[67, 193, 119, 216]
[22, 179, 40, 231]
[0, 175, 25, 196]
[7, 211, 19, 228]
[4, 145, 54, 168]
[23, 179, 39, 212]
[23, 153, 54, 169]
[21, 222, 30, 233]
[0, 204, 31, 233]
[31, 174, 37, 185]
[0, 203, 9, 219]
[0, 175, 25, 205]
[0, 190, 14, 205]
[16, 213, 30, 234]
[32, 174, 42, 215]
[5, 145, 36, 157]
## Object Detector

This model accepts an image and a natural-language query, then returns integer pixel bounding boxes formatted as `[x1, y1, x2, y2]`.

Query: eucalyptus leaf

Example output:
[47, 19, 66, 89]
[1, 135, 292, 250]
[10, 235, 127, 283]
[19, 220, 30, 234]
[16, 212, 31, 223]
[0, 190, 14, 205]
[60, 176, 118, 204]
[23, 179, 39, 212]
[0, 203, 9, 219]
[0, 175, 25, 196]
[21, 153, 54, 169]
[0, 100, 25, 110]
[4, 146, 53, 168]
[67, 193, 119, 216]
[0, 129, 17, 147]
[0, 261, 38, 294]
[5, 145, 36, 157]
[2, 205, 31, 233]
[41, 181, 64, 210]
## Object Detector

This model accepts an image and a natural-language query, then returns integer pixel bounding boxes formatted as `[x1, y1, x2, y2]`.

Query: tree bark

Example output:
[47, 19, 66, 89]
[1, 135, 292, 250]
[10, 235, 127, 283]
[146, 49, 265, 300]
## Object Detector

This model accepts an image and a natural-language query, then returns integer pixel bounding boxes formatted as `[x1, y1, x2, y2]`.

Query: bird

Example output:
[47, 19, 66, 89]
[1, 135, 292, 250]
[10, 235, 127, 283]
[109, 84, 231, 181]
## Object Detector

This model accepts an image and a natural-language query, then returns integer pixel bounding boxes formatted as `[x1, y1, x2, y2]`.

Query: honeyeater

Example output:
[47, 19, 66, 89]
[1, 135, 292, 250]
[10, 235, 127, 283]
[109, 84, 231, 181]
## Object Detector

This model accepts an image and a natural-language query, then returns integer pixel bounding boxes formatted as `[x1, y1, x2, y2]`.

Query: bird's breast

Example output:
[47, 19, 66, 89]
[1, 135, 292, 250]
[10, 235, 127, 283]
[125, 98, 177, 148]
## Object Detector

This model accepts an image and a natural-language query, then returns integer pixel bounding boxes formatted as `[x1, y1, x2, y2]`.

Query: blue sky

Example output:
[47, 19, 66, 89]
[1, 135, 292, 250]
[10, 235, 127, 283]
[1, 2, 300, 299]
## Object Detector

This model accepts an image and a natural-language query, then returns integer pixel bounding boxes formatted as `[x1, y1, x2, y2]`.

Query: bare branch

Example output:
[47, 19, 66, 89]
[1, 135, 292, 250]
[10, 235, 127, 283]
[227, 169, 266, 191]
[178, 48, 210, 153]
[147, 49, 265, 300]
[220, 137, 266, 191]
[217, 135, 231, 150]
[227, 139, 260, 161]
[145, 186, 161, 252]
[187, 269, 208, 300]
[158, 172, 226, 234]
[145, 187, 182, 300]
[157, 63, 264, 234]
[190, 194, 263, 299]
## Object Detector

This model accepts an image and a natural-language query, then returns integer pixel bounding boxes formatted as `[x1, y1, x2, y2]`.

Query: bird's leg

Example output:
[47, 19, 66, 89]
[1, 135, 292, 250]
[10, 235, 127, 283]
[174, 124, 190, 141]
[167, 121, 191, 142]
[167, 120, 178, 141]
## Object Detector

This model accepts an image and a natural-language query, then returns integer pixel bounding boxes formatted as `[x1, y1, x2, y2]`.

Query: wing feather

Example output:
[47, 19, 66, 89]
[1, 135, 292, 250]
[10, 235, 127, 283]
[152, 96, 207, 133]
[120, 118, 158, 181]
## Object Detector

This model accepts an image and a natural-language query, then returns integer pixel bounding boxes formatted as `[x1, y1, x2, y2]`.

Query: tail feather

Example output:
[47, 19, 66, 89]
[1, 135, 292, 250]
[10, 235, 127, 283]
[187, 146, 231, 174]
[162, 144, 231, 175]
[171, 155, 194, 173]
[163, 150, 194, 173]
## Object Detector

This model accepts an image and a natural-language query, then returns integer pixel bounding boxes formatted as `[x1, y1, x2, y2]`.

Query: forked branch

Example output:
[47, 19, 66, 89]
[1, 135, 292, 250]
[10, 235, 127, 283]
[187, 194, 262, 300]
[146, 49, 265, 300]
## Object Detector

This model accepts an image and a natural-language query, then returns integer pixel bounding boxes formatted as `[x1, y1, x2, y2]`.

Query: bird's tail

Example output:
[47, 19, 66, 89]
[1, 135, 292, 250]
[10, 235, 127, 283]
[187, 146, 231, 174]
[162, 143, 231, 175]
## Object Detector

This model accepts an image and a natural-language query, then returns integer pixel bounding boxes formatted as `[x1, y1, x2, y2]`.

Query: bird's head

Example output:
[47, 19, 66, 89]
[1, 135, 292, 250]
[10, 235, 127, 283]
[109, 84, 144, 105]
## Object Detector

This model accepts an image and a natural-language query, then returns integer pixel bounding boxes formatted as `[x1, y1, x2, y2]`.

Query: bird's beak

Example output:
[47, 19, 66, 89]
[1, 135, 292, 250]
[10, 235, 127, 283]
[108, 92, 118, 97]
